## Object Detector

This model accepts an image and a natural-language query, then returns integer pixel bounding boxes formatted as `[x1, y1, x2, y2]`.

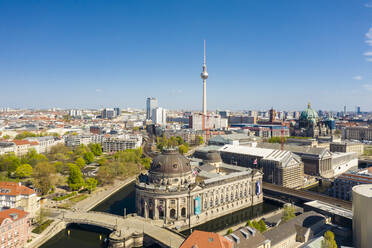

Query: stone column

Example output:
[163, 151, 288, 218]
[154, 199, 158, 220]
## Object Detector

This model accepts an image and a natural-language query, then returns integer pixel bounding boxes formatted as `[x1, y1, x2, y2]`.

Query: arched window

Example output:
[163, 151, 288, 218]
[170, 209, 176, 219]
[215, 198, 219, 206]
[181, 208, 186, 217]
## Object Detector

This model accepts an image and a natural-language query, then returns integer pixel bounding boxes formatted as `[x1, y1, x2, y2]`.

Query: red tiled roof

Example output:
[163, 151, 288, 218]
[180, 230, 233, 248]
[0, 182, 35, 196]
[0, 208, 28, 225]
[11, 140, 31, 146]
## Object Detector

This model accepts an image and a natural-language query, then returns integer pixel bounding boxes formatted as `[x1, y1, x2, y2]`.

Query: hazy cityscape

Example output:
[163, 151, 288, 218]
[1, 1, 372, 248]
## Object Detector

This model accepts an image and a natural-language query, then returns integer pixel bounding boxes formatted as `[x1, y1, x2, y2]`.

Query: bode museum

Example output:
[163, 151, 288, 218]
[135, 148, 263, 229]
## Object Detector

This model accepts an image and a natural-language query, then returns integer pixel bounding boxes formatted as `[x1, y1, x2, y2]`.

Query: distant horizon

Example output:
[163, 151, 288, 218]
[1, 0, 372, 110]
[0, 105, 369, 113]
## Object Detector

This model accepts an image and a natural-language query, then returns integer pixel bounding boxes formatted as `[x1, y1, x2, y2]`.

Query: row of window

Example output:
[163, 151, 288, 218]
[203, 190, 250, 209]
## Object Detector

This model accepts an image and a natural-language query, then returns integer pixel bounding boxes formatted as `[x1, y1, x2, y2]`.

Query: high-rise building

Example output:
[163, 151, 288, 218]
[269, 108, 276, 122]
[102, 108, 115, 119]
[357, 106, 361, 115]
[151, 107, 167, 125]
[114, 107, 121, 116]
[146, 97, 158, 120]
[68, 109, 82, 117]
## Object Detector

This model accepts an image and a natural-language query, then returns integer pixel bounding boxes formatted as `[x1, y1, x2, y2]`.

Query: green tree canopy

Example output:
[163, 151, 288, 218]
[97, 165, 115, 185]
[321, 230, 337, 248]
[53, 161, 69, 174]
[196, 135, 204, 145]
[33, 162, 56, 195]
[15, 164, 33, 178]
[89, 143, 102, 156]
[282, 204, 296, 222]
[85, 178, 98, 193]
[178, 144, 188, 154]
[248, 219, 267, 233]
[0, 153, 21, 173]
[84, 151, 95, 164]
[141, 157, 152, 170]
[21, 149, 48, 167]
[67, 164, 85, 191]
[75, 157, 86, 169]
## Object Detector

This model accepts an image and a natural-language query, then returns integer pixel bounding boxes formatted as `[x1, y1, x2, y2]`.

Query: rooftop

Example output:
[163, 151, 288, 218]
[0, 182, 35, 196]
[263, 211, 325, 246]
[353, 184, 372, 198]
[180, 230, 232, 248]
[304, 200, 352, 219]
[0, 208, 28, 225]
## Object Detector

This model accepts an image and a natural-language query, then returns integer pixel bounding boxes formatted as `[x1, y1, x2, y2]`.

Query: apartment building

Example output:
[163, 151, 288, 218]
[0, 182, 40, 219]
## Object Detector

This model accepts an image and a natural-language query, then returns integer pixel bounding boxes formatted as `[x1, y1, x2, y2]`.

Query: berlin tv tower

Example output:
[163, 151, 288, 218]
[200, 40, 208, 118]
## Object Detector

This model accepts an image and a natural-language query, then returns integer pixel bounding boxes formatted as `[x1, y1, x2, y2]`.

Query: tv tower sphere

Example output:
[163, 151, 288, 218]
[201, 65, 208, 79]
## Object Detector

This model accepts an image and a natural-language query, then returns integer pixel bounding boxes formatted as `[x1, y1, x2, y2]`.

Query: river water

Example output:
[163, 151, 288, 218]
[41, 182, 281, 247]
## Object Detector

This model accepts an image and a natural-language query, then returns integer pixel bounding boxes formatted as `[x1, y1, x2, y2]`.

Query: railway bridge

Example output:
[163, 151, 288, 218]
[59, 210, 184, 248]
[263, 182, 352, 210]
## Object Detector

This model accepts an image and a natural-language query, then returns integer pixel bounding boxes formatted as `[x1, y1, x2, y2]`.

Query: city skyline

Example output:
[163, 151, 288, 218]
[1, 0, 372, 111]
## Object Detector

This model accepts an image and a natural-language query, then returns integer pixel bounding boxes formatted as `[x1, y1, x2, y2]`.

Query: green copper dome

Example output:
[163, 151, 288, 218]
[300, 102, 318, 121]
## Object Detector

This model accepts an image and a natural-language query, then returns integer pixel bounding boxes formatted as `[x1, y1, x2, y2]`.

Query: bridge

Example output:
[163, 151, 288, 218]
[263, 182, 352, 210]
[59, 210, 185, 248]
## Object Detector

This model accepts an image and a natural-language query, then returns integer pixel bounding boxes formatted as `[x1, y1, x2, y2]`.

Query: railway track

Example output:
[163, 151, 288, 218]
[263, 182, 352, 210]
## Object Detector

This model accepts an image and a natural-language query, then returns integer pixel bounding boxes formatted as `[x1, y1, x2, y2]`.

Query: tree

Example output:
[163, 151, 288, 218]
[85, 178, 98, 193]
[97, 165, 114, 185]
[75, 157, 86, 169]
[97, 157, 108, 166]
[84, 151, 95, 164]
[2, 135, 10, 140]
[0, 153, 21, 173]
[141, 157, 152, 170]
[89, 143, 102, 156]
[169, 136, 178, 147]
[48, 144, 72, 162]
[67, 164, 85, 191]
[176, 136, 184, 145]
[15, 164, 33, 178]
[258, 219, 267, 232]
[282, 204, 296, 222]
[196, 135, 204, 145]
[22, 149, 47, 167]
[33, 162, 56, 195]
[226, 228, 233, 235]
[15, 131, 37, 140]
[321, 230, 337, 248]
[53, 161, 68, 174]
[178, 144, 188, 154]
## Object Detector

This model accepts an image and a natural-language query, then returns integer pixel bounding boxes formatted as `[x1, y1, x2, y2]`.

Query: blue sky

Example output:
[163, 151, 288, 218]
[1, 0, 372, 111]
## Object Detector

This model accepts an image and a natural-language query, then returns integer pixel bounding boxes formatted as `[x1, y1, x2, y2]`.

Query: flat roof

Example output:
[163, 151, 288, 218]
[219, 144, 273, 158]
[353, 184, 372, 198]
[304, 200, 352, 219]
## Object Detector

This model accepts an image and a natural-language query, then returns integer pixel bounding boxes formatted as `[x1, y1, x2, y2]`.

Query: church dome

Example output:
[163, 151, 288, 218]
[300, 102, 318, 121]
[149, 149, 191, 175]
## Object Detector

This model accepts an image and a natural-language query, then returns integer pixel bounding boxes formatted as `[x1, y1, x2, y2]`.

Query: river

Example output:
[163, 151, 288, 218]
[41, 182, 281, 247]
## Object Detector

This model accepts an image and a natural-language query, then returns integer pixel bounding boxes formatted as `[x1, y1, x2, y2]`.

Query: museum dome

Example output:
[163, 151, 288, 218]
[149, 148, 192, 175]
[300, 102, 319, 121]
